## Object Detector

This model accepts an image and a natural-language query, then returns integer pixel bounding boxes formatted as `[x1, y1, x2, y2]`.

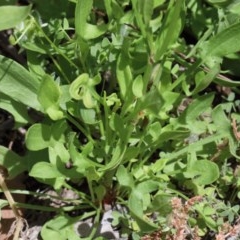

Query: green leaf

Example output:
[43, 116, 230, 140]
[41, 215, 79, 240]
[79, 108, 96, 124]
[109, 113, 128, 141]
[191, 66, 220, 95]
[27, 50, 46, 79]
[129, 194, 158, 233]
[21, 42, 48, 54]
[128, 182, 159, 233]
[179, 93, 214, 126]
[95, 185, 106, 202]
[116, 165, 134, 189]
[0, 55, 41, 110]
[139, 89, 163, 115]
[0, 5, 31, 31]
[132, 75, 144, 98]
[148, 122, 161, 140]
[69, 74, 89, 100]
[116, 50, 133, 99]
[131, 0, 153, 37]
[30, 162, 63, 179]
[99, 143, 126, 171]
[160, 91, 180, 118]
[157, 129, 190, 144]
[212, 105, 231, 133]
[0, 92, 31, 127]
[26, 121, 67, 151]
[201, 22, 240, 59]
[85, 166, 101, 181]
[150, 194, 172, 214]
[203, 206, 215, 216]
[48, 144, 84, 180]
[185, 160, 219, 185]
[151, 158, 168, 173]
[68, 133, 102, 171]
[69, 73, 96, 108]
[154, 0, 185, 60]
[0, 146, 27, 179]
[0, 199, 9, 211]
[124, 147, 139, 162]
[67, 101, 96, 124]
[228, 1, 240, 14]
[51, 120, 68, 142]
[214, 75, 240, 87]
[136, 180, 160, 194]
[206, 0, 230, 6]
[48, 142, 70, 166]
[82, 89, 95, 109]
[25, 123, 51, 151]
[75, 0, 108, 40]
[38, 75, 64, 120]
[142, 0, 154, 24]
[196, 205, 218, 230]
[212, 106, 239, 159]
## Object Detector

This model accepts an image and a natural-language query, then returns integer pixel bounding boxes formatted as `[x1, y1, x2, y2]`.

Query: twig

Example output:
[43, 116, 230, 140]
[231, 118, 240, 141]
[0, 165, 25, 239]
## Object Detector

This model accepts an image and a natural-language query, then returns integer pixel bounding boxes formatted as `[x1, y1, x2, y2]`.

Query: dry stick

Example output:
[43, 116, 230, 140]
[0, 166, 24, 240]
[231, 118, 240, 141]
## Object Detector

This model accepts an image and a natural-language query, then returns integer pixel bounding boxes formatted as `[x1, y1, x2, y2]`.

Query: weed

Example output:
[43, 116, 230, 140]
[0, 0, 240, 239]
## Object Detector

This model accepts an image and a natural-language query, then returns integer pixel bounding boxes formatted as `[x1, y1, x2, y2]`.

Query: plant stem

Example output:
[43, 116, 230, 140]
[32, 16, 79, 71]
[87, 178, 95, 203]
[88, 207, 101, 239]
[63, 181, 97, 209]
[66, 114, 94, 142]
[49, 55, 70, 83]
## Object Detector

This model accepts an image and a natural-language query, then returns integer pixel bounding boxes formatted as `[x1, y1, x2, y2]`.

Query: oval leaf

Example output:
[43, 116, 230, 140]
[26, 123, 51, 151]
[80, 108, 96, 124]
[30, 162, 63, 179]
[116, 165, 134, 189]
[186, 160, 219, 185]
[132, 75, 144, 98]
[38, 75, 63, 120]
[75, 0, 108, 40]
[0, 5, 31, 31]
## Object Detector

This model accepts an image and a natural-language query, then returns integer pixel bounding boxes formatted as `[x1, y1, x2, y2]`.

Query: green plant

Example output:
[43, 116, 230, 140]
[1, 0, 240, 239]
